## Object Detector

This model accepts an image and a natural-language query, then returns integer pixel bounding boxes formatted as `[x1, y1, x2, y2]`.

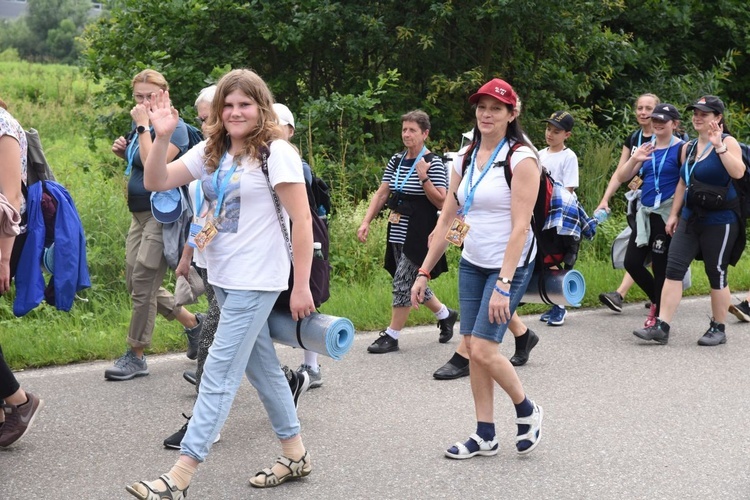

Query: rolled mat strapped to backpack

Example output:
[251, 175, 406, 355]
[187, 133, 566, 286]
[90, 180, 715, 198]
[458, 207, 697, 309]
[267, 311, 355, 360]
[522, 268, 586, 307]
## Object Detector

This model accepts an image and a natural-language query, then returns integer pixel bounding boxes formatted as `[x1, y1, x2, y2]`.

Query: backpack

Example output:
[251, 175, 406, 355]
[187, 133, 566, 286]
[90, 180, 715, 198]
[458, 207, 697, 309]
[461, 141, 577, 269]
[185, 123, 204, 150]
[259, 148, 331, 309]
[12, 129, 57, 278]
[309, 173, 331, 219]
[685, 135, 750, 219]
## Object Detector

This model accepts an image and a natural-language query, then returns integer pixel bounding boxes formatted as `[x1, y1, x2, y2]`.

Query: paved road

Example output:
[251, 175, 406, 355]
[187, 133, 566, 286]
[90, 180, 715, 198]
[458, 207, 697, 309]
[1, 296, 749, 499]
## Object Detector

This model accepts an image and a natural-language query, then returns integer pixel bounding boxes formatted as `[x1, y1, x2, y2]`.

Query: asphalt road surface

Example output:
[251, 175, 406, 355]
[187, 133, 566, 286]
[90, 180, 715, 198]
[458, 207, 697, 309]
[1, 296, 748, 499]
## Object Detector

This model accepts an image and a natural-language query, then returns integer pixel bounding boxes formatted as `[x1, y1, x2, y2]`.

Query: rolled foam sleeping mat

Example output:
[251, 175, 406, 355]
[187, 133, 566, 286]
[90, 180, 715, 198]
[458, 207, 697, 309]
[522, 269, 586, 307]
[267, 311, 355, 360]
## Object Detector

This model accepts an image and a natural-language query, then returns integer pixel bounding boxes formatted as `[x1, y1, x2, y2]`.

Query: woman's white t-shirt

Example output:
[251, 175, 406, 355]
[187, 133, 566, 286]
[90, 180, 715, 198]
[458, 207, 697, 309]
[453, 142, 538, 269]
[181, 139, 304, 290]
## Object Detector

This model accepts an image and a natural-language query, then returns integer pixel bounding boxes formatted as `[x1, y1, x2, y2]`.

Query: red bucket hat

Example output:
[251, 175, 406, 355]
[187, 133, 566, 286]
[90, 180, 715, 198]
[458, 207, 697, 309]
[468, 78, 518, 107]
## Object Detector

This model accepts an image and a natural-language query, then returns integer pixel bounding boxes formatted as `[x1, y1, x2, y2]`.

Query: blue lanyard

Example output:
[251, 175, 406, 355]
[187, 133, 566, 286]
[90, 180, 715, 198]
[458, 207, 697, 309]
[459, 138, 507, 216]
[125, 137, 138, 176]
[194, 180, 203, 219]
[392, 146, 427, 192]
[650, 135, 674, 194]
[684, 142, 713, 184]
[212, 152, 240, 218]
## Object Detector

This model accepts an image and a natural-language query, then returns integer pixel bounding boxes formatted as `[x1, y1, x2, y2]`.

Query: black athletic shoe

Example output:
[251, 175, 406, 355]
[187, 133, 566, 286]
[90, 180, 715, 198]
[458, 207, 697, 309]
[728, 300, 750, 323]
[163, 413, 220, 449]
[438, 309, 459, 343]
[367, 331, 399, 353]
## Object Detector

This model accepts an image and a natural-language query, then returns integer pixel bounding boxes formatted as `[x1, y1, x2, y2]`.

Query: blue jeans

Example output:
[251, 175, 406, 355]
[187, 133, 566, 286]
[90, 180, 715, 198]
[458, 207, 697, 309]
[180, 287, 299, 462]
[458, 258, 535, 343]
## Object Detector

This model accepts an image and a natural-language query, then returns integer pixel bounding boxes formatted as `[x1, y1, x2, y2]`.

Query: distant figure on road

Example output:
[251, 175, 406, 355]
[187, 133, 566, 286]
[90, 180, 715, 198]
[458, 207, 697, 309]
[357, 110, 458, 354]
[634, 95, 745, 346]
[411, 78, 543, 459]
[0, 97, 44, 448]
[107, 69, 203, 382]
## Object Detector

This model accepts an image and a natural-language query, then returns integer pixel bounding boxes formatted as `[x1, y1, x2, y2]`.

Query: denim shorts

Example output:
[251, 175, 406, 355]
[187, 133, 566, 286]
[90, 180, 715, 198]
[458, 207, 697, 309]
[458, 257, 535, 343]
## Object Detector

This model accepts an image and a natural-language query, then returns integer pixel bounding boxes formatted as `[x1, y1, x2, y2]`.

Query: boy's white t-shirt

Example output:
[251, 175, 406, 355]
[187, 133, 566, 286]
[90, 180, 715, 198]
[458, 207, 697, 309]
[539, 147, 579, 189]
[453, 142, 538, 269]
[187, 179, 207, 269]
[180, 139, 304, 290]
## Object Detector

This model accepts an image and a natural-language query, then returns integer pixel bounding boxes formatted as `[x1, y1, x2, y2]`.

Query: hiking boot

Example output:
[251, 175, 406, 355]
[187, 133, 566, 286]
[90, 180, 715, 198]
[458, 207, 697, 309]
[644, 304, 657, 328]
[104, 351, 149, 381]
[183, 370, 197, 386]
[728, 300, 750, 323]
[185, 312, 205, 360]
[633, 319, 669, 345]
[163, 413, 220, 449]
[0, 392, 44, 447]
[546, 305, 566, 326]
[599, 291, 623, 313]
[297, 364, 323, 389]
[283, 365, 310, 409]
[438, 308, 458, 343]
[697, 319, 727, 346]
[367, 331, 399, 353]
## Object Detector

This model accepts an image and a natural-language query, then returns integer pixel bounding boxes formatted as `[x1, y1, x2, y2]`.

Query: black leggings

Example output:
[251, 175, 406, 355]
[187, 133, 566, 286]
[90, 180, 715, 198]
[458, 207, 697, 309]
[0, 344, 20, 400]
[624, 213, 671, 314]
[665, 219, 739, 290]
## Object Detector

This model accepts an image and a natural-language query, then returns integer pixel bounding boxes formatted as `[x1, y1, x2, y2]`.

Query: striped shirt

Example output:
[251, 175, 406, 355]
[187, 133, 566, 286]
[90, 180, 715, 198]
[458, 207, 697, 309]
[381, 151, 447, 243]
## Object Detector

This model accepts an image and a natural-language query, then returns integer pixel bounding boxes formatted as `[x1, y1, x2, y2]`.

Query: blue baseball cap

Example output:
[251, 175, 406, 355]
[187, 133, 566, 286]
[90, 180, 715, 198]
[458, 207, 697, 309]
[150, 188, 185, 224]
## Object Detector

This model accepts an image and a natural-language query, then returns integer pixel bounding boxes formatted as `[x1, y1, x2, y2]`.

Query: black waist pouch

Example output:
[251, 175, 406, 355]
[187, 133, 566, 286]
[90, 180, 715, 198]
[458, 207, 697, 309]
[687, 179, 730, 211]
[387, 191, 414, 215]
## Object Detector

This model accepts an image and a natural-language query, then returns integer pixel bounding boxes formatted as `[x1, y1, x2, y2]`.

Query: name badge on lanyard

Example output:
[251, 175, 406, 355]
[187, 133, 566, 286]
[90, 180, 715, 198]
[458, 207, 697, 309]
[195, 152, 239, 249]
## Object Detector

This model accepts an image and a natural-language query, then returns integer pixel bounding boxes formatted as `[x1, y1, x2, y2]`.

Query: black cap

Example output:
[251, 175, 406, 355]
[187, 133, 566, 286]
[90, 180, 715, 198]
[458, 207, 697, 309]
[649, 103, 681, 122]
[544, 111, 574, 132]
[686, 95, 725, 114]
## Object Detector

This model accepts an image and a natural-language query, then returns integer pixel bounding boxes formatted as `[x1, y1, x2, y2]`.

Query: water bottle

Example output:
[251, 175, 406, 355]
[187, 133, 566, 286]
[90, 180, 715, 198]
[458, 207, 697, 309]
[593, 208, 609, 223]
[313, 242, 324, 259]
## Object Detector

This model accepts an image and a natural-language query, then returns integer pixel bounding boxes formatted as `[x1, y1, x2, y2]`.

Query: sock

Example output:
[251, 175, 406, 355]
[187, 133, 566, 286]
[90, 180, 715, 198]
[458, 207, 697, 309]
[140, 460, 196, 494]
[448, 352, 469, 369]
[268, 435, 306, 478]
[447, 421, 495, 455]
[515, 397, 534, 451]
[514, 330, 529, 351]
[168, 461, 196, 491]
[385, 327, 400, 340]
[434, 304, 449, 320]
[303, 351, 319, 371]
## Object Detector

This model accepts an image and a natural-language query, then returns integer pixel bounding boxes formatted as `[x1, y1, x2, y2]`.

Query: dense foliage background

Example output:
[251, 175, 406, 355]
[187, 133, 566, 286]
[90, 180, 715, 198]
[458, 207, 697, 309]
[2, 2, 750, 368]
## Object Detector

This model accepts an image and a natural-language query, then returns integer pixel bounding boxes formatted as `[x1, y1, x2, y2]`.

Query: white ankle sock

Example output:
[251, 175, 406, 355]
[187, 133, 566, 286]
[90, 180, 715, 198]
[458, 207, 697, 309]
[385, 327, 400, 339]
[434, 305, 449, 320]
[303, 351, 319, 371]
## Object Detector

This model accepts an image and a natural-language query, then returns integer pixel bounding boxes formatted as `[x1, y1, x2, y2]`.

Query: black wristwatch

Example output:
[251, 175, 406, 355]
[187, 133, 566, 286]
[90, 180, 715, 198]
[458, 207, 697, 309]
[136, 125, 148, 134]
[419, 177, 430, 186]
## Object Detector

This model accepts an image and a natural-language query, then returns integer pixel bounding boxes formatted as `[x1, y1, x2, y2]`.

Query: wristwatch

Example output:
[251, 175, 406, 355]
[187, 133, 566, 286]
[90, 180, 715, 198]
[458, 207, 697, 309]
[419, 177, 430, 186]
[497, 276, 512, 285]
[136, 125, 148, 134]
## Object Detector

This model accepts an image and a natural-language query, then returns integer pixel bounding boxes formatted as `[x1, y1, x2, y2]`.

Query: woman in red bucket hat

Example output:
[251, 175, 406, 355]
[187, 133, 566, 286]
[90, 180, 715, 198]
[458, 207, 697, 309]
[412, 78, 543, 458]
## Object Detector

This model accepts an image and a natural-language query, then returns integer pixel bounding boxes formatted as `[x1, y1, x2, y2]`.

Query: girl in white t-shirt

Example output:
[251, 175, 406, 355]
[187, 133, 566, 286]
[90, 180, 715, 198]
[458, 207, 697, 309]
[411, 78, 544, 459]
[127, 69, 315, 499]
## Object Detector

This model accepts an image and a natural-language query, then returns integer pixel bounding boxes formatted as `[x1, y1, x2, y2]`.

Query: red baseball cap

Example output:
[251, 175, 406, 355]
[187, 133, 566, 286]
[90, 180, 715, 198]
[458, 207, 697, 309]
[468, 78, 517, 107]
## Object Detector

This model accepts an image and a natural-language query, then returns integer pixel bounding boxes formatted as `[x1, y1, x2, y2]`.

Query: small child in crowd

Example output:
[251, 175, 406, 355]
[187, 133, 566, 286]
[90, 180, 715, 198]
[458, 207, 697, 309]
[538, 110, 579, 326]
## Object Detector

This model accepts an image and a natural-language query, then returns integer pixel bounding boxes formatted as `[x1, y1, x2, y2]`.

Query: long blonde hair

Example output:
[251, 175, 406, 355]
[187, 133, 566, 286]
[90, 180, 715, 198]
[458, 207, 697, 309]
[203, 69, 283, 173]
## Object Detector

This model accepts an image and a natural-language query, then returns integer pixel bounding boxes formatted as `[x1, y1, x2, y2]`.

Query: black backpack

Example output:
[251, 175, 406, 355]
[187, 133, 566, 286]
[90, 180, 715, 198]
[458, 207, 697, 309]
[460, 141, 578, 269]
[12, 129, 57, 278]
[185, 123, 204, 150]
[259, 148, 331, 309]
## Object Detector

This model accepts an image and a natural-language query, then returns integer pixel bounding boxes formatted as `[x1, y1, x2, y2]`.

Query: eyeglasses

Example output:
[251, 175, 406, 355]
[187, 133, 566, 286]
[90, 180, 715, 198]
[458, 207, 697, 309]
[132, 93, 153, 102]
[197, 116, 208, 125]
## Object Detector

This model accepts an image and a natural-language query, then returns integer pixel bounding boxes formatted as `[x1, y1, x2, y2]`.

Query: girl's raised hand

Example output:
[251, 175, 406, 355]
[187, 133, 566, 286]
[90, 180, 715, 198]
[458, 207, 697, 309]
[145, 90, 179, 138]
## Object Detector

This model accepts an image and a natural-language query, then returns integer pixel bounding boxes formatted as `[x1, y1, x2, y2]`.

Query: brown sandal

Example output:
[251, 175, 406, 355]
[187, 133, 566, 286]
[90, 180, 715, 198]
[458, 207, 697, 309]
[249, 451, 311, 488]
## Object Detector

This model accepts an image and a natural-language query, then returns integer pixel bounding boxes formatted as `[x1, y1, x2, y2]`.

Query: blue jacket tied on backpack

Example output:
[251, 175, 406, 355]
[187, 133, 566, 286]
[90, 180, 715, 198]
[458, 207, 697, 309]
[14, 180, 91, 316]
